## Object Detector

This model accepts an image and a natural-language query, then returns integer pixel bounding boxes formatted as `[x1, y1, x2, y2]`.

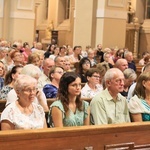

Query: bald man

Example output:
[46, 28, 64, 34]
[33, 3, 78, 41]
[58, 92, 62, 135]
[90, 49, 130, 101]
[115, 58, 128, 72]
[38, 58, 55, 89]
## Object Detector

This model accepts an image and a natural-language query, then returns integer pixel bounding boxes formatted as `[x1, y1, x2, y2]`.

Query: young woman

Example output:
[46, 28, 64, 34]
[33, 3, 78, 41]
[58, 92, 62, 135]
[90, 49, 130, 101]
[0, 65, 23, 100]
[49, 72, 90, 127]
[128, 72, 150, 122]
[78, 57, 91, 83]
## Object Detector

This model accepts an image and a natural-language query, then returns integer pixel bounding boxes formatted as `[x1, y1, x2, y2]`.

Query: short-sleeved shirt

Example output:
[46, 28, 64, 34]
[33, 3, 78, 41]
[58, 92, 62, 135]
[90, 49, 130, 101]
[49, 100, 89, 127]
[90, 88, 131, 125]
[128, 95, 150, 121]
[43, 84, 58, 98]
[1, 101, 45, 129]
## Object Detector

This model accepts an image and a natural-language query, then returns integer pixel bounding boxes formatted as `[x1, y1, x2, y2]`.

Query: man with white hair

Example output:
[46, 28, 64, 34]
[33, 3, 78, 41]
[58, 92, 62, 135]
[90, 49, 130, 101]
[90, 68, 130, 125]
[124, 51, 136, 72]
[115, 58, 128, 72]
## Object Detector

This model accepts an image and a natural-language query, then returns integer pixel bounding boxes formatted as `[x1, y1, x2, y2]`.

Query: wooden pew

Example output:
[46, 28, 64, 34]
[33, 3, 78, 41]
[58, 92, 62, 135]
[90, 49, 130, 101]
[0, 122, 150, 150]
[135, 64, 143, 78]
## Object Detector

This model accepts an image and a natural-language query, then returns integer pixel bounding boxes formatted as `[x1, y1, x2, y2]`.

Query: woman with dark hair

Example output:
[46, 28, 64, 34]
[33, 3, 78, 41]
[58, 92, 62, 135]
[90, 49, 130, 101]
[44, 44, 55, 58]
[0, 65, 23, 100]
[49, 72, 90, 127]
[78, 57, 91, 83]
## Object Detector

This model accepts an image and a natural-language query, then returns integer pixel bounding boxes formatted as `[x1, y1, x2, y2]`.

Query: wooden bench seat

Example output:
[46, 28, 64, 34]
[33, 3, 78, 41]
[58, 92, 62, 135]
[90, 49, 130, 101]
[0, 122, 150, 150]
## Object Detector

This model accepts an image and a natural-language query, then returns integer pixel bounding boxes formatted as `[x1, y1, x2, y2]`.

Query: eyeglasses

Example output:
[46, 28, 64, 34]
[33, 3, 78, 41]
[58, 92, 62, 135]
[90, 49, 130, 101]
[23, 88, 38, 93]
[92, 75, 100, 79]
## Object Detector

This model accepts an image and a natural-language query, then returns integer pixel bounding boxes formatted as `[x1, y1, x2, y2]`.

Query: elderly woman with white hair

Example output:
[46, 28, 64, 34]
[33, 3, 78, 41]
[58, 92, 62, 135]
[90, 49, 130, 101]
[120, 68, 137, 98]
[6, 64, 49, 112]
[0, 75, 47, 130]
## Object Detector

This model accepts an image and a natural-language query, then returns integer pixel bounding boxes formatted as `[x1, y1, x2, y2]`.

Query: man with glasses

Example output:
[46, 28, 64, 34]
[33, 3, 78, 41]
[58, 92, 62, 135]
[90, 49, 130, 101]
[90, 68, 130, 125]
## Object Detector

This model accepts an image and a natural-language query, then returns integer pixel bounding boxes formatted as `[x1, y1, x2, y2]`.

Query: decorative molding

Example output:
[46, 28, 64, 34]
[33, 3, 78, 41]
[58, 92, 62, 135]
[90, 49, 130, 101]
[17, 0, 34, 10]
[0, 0, 4, 18]
[108, 0, 125, 7]
[10, 12, 35, 19]
[97, 9, 127, 19]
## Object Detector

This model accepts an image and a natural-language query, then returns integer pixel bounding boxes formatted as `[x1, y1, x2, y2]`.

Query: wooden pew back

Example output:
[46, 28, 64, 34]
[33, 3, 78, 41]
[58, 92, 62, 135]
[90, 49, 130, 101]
[0, 122, 150, 150]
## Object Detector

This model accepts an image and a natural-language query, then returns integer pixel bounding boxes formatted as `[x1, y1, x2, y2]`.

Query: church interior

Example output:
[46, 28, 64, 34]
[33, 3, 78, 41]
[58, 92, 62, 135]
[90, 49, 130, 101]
[0, 0, 150, 58]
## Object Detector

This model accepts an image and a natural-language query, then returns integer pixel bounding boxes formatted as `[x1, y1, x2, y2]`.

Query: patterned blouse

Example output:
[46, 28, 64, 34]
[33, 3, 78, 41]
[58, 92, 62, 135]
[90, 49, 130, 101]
[49, 100, 89, 127]
[0, 85, 13, 100]
[1, 101, 45, 129]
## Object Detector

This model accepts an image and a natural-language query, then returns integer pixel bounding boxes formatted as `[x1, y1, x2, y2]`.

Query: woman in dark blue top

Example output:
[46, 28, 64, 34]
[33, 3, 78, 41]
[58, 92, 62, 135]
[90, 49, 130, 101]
[43, 66, 64, 98]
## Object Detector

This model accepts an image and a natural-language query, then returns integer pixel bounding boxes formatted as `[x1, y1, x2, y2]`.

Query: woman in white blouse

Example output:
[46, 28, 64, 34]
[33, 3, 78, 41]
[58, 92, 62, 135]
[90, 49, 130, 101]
[1, 75, 47, 130]
[128, 72, 150, 122]
[81, 68, 103, 98]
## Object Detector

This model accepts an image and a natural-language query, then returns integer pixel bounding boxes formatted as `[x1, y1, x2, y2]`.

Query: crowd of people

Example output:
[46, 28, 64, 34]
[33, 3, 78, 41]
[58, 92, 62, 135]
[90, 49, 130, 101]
[0, 39, 149, 130]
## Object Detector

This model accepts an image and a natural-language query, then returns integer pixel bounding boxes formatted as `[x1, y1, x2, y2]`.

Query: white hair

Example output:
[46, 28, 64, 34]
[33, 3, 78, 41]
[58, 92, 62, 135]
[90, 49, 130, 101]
[123, 68, 137, 80]
[13, 74, 37, 92]
[21, 64, 42, 79]
[104, 68, 123, 82]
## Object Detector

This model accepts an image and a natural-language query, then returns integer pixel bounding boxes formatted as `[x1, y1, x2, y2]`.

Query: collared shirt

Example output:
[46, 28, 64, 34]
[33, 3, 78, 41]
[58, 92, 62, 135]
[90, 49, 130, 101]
[38, 73, 51, 89]
[90, 88, 130, 125]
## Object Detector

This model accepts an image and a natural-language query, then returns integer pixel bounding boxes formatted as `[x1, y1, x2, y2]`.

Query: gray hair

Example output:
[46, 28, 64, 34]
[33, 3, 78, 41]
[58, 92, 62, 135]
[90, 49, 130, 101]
[104, 68, 123, 82]
[13, 74, 37, 92]
[21, 64, 42, 79]
[123, 68, 137, 80]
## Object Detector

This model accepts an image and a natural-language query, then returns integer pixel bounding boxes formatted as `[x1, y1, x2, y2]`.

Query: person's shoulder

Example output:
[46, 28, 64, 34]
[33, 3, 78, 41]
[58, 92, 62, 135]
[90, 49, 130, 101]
[118, 93, 128, 102]
[32, 102, 44, 112]
[50, 100, 65, 112]
[91, 90, 104, 103]
[43, 84, 55, 89]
